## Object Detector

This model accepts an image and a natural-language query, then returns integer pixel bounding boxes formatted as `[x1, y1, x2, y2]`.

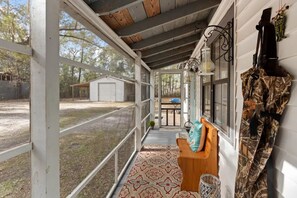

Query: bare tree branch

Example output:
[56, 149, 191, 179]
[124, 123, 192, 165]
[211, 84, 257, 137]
[59, 34, 103, 49]
[59, 28, 87, 31]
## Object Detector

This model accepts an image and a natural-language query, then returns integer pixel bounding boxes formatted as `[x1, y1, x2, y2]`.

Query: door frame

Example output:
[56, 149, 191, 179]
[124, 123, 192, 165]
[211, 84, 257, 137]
[157, 69, 184, 128]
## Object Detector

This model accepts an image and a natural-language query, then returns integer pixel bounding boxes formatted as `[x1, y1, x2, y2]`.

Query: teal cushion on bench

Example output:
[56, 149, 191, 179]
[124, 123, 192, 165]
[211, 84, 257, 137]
[188, 120, 203, 152]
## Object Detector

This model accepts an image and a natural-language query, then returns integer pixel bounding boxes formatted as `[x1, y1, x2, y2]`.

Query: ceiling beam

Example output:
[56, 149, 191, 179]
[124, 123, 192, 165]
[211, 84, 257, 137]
[63, 1, 151, 71]
[143, 44, 195, 63]
[131, 21, 206, 50]
[148, 52, 191, 68]
[117, 0, 220, 36]
[150, 57, 190, 70]
[141, 34, 200, 58]
[87, 0, 144, 15]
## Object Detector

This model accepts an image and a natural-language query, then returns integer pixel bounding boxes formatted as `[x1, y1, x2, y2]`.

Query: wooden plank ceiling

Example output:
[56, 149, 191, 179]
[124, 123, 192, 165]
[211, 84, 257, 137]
[85, 0, 221, 69]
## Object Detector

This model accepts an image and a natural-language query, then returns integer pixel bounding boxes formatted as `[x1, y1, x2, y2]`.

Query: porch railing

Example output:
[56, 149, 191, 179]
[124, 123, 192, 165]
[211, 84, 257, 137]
[67, 126, 137, 198]
[161, 102, 181, 126]
[0, 20, 153, 198]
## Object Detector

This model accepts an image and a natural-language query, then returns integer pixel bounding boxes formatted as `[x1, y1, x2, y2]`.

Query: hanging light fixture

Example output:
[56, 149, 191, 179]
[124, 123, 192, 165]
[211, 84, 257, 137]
[198, 43, 215, 75]
[180, 21, 233, 76]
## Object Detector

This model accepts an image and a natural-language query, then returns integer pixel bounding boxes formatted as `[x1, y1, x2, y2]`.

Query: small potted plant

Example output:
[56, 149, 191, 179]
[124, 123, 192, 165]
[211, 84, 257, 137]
[148, 120, 155, 129]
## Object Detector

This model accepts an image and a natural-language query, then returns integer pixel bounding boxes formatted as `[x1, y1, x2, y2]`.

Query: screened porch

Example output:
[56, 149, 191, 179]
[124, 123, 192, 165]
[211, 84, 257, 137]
[0, 0, 222, 197]
[1, 0, 297, 197]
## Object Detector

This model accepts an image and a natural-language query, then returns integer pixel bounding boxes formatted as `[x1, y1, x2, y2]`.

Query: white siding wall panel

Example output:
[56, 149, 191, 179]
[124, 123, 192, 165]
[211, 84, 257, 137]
[280, 57, 297, 78]
[237, 19, 258, 43]
[280, 106, 297, 131]
[218, 138, 238, 197]
[237, 0, 271, 29]
[283, 2, 297, 34]
[236, 0, 250, 16]
[272, 147, 297, 198]
[233, 0, 297, 197]
[237, 35, 257, 59]
[278, 30, 297, 59]
[90, 82, 98, 101]
[235, 99, 243, 115]
[235, 73, 242, 98]
[286, 82, 297, 106]
[272, 147, 297, 183]
[275, 127, 297, 158]
[268, 167, 297, 198]
[236, 51, 254, 71]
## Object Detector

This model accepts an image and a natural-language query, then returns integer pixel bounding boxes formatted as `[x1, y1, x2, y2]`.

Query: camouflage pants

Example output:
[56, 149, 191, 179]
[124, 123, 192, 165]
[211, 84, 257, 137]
[235, 68, 292, 198]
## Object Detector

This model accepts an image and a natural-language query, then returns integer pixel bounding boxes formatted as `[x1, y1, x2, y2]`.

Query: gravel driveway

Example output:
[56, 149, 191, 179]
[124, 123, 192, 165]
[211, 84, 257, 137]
[0, 99, 132, 152]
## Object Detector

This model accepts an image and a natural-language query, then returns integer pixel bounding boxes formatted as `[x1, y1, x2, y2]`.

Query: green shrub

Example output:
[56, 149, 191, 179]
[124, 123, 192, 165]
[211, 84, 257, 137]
[148, 120, 155, 128]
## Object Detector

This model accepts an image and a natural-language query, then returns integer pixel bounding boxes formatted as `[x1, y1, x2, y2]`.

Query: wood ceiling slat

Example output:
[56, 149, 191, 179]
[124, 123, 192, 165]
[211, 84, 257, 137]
[87, 0, 144, 15]
[123, 37, 134, 44]
[100, 8, 135, 30]
[148, 52, 191, 67]
[143, 0, 161, 17]
[100, 15, 121, 30]
[123, 35, 143, 44]
[117, 0, 220, 36]
[112, 9, 135, 27]
[149, 57, 189, 69]
[100, 8, 144, 44]
[130, 35, 143, 42]
[131, 21, 205, 50]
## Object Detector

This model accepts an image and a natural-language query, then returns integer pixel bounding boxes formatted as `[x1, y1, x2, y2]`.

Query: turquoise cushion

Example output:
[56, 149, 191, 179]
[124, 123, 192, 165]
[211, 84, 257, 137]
[188, 120, 203, 152]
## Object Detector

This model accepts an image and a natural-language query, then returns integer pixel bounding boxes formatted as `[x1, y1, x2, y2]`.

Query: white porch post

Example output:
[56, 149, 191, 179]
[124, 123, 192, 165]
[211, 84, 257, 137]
[180, 70, 184, 126]
[30, 0, 60, 197]
[135, 51, 142, 151]
[158, 73, 162, 127]
[150, 70, 155, 122]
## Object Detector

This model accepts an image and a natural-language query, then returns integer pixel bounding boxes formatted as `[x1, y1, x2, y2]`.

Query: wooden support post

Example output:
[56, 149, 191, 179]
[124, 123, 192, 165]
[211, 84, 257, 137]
[166, 109, 168, 126]
[173, 110, 176, 126]
[30, 0, 60, 197]
[158, 73, 162, 127]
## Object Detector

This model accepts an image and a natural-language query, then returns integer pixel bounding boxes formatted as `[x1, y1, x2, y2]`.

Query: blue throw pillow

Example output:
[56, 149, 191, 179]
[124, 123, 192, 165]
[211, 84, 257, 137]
[188, 120, 203, 152]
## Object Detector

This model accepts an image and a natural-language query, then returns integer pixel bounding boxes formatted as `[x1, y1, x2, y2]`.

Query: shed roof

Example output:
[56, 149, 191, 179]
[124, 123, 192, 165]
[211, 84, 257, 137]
[76, 0, 221, 69]
[89, 75, 134, 84]
[70, 82, 90, 88]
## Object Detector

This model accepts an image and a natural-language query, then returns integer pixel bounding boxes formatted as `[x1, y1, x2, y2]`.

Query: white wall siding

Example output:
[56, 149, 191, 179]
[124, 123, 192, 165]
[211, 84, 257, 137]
[195, 0, 297, 197]
[218, 133, 238, 198]
[234, 0, 297, 197]
[90, 81, 97, 101]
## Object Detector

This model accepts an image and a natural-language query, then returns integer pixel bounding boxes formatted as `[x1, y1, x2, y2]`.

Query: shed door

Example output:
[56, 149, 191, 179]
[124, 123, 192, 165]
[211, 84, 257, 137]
[98, 83, 116, 101]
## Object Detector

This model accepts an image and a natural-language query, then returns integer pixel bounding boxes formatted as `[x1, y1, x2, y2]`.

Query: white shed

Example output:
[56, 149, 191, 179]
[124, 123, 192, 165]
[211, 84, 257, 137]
[89, 76, 134, 102]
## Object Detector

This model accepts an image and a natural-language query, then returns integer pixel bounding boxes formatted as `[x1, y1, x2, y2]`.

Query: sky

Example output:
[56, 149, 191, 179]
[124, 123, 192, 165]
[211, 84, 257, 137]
[10, 0, 27, 6]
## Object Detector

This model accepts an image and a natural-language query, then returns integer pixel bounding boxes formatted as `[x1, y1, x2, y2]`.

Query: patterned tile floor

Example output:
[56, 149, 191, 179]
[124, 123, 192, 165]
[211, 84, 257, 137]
[112, 129, 200, 198]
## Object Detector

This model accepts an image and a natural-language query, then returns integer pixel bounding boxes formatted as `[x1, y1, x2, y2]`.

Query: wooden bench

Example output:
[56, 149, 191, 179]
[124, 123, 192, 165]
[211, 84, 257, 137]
[176, 117, 218, 192]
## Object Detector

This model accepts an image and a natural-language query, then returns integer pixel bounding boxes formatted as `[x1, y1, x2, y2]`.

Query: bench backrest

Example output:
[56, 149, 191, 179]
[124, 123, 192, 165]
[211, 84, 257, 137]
[200, 117, 217, 158]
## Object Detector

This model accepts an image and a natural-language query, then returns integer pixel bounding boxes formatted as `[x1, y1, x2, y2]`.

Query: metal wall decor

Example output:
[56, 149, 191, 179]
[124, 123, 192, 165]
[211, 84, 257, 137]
[180, 21, 233, 75]
[202, 21, 233, 63]
[186, 57, 200, 72]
